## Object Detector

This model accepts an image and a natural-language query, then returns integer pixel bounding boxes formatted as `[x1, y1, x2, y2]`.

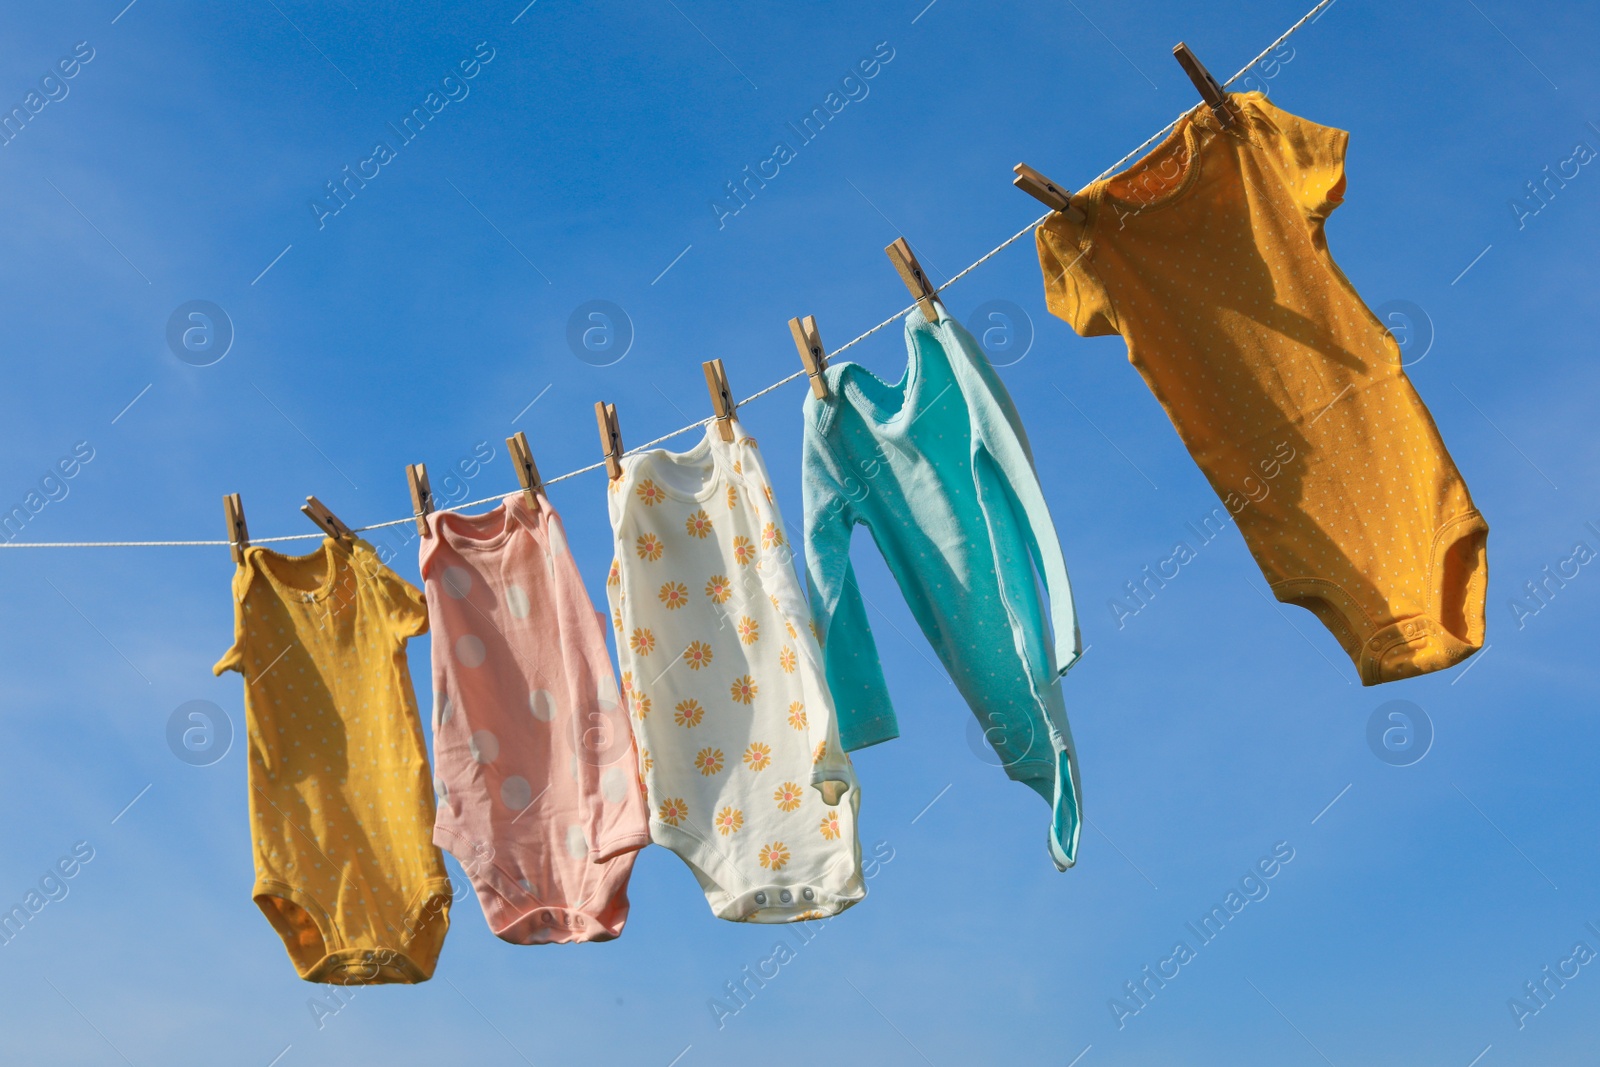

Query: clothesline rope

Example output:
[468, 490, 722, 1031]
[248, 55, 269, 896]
[0, 0, 1337, 552]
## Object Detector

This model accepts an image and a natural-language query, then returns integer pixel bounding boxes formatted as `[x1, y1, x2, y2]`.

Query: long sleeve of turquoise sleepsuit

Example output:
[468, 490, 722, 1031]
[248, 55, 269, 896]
[802, 453, 898, 752]
[801, 305, 1084, 870]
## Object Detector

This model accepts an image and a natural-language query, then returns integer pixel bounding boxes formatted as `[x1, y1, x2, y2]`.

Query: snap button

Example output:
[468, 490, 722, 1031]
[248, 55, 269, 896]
[802, 887, 815, 901]
[754, 891, 767, 906]
[779, 889, 793, 904]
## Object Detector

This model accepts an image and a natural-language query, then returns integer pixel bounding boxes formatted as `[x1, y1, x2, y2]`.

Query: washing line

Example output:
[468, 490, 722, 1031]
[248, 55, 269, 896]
[0, 0, 1338, 551]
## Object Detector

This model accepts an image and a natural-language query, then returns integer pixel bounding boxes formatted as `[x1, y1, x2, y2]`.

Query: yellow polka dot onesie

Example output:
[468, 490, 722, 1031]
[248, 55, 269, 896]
[215, 537, 451, 982]
[1036, 92, 1488, 684]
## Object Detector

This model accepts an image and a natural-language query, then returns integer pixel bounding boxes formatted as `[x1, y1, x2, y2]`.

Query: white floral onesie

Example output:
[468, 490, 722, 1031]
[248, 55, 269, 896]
[606, 422, 863, 922]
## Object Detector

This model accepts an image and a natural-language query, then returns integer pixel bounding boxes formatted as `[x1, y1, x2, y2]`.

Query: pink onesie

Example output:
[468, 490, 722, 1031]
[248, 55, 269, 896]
[421, 491, 650, 943]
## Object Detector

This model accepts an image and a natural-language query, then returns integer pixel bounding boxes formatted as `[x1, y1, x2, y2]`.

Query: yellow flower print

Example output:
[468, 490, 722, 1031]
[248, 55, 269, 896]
[733, 460, 743, 475]
[715, 806, 744, 836]
[632, 692, 652, 720]
[658, 581, 689, 610]
[819, 811, 840, 841]
[640, 748, 653, 773]
[684, 641, 714, 670]
[730, 675, 759, 705]
[726, 485, 739, 510]
[744, 437, 759, 450]
[685, 509, 714, 539]
[743, 742, 772, 772]
[673, 699, 704, 728]
[635, 533, 664, 561]
[694, 747, 725, 776]
[762, 522, 784, 549]
[763, 485, 774, 504]
[758, 841, 790, 871]
[636, 479, 666, 507]
[810, 619, 822, 644]
[812, 740, 827, 766]
[612, 607, 623, 633]
[732, 535, 755, 566]
[705, 574, 733, 603]
[736, 616, 760, 645]
[606, 559, 620, 587]
[785, 619, 798, 639]
[787, 702, 807, 730]
[620, 671, 634, 697]
[796, 909, 826, 921]
[779, 646, 797, 673]
[630, 627, 657, 655]
[773, 781, 804, 813]
[657, 797, 687, 827]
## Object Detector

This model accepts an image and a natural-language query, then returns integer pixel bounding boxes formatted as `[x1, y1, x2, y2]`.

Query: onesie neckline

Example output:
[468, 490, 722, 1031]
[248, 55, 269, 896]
[430, 492, 544, 554]
[833, 306, 954, 431]
[1082, 105, 1207, 231]
[246, 536, 347, 603]
[631, 423, 742, 503]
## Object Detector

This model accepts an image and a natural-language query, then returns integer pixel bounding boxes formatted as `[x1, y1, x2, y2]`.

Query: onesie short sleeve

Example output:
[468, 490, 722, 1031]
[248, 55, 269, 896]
[357, 542, 429, 641]
[1035, 222, 1119, 338]
[1243, 92, 1348, 220]
[212, 565, 251, 676]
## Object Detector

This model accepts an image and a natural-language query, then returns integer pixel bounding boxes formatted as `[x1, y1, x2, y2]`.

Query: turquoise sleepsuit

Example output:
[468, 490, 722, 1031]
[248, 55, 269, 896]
[801, 305, 1084, 870]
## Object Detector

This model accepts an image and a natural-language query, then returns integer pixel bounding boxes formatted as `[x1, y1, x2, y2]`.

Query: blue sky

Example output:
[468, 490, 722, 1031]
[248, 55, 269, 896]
[1, 0, 1598, 1063]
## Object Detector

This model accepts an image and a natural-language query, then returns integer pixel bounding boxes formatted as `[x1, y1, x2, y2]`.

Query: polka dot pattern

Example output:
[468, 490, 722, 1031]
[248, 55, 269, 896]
[528, 689, 557, 722]
[500, 775, 533, 811]
[1035, 92, 1487, 684]
[215, 537, 451, 981]
[420, 493, 650, 944]
[454, 635, 486, 668]
[469, 730, 499, 764]
[441, 566, 473, 599]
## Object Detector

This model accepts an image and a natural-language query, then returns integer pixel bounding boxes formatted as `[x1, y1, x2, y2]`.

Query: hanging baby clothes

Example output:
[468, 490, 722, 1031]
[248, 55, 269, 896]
[1034, 91, 1487, 684]
[421, 492, 650, 944]
[801, 308, 1084, 871]
[606, 423, 864, 922]
[214, 537, 451, 983]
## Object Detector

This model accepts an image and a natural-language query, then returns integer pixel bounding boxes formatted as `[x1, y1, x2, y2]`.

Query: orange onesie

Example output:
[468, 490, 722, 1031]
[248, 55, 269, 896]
[1036, 91, 1487, 685]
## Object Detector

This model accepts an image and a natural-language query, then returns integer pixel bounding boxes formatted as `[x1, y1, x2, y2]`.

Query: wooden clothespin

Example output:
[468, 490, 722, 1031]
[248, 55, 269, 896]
[788, 316, 827, 400]
[223, 493, 249, 564]
[1012, 163, 1087, 223]
[505, 431, 542, 509]
[300, 495, 355, 541]
[594, 401, 623, 481]
[701, 359, 737, 442]
[1172, 42, 1235, 128]
[405, 463, 433, 536]
[885, 237, 940, 323]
